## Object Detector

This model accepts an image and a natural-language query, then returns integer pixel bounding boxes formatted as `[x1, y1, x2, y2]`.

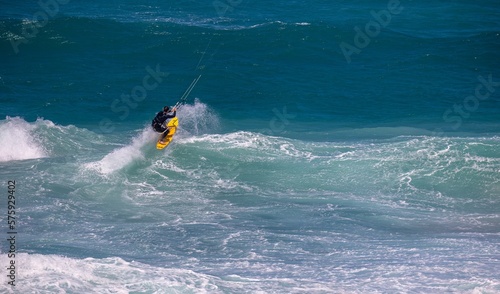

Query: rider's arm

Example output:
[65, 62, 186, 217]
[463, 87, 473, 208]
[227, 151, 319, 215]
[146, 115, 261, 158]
[166, 109, 176, 118]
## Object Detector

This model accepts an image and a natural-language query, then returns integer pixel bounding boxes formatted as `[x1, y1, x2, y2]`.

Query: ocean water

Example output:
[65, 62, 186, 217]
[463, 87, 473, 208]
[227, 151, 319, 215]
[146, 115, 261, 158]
[1, 0, 500, 293]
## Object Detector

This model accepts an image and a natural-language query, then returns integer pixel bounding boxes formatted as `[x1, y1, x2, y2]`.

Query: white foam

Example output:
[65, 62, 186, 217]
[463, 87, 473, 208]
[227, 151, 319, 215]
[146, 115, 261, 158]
[0, 117, 47, 162]
[177, 98, 220, 136]
[0, 253, 342, 293]
[180, 131, 272, 148]
[180, 131, 317, 161]
[0, 253, 220, 293]
[0, 245, 498, 293]
[85, 128, 153, 174]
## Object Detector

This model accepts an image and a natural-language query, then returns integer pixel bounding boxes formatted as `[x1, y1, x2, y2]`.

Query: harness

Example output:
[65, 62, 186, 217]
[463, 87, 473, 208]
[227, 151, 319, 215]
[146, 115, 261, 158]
[152, 118, 161, 126]
[152, 113, 165, 127]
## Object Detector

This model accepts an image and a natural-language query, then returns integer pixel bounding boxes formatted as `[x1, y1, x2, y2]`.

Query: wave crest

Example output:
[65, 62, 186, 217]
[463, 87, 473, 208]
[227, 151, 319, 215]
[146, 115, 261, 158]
[0, 117, 48, 162]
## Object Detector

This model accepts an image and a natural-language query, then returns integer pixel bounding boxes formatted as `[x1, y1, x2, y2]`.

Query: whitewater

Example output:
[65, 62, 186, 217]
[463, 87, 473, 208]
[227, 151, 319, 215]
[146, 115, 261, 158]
[1, 102, 499, 292]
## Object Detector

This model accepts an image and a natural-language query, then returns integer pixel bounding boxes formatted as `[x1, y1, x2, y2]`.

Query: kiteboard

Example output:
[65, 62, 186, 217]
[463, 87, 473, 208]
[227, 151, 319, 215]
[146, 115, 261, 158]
[156, 117, 178, 150]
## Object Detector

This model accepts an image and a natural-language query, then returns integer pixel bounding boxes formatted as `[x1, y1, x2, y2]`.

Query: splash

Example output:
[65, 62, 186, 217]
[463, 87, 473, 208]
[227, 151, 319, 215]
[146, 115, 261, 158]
[0, 117, 48, 162]
[177, 98, 220, 136]
[85, 128, 154, 174]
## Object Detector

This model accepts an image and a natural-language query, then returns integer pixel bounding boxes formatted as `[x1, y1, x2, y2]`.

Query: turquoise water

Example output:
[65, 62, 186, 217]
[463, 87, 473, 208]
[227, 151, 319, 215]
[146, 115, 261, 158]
[1, 0, 499, 293]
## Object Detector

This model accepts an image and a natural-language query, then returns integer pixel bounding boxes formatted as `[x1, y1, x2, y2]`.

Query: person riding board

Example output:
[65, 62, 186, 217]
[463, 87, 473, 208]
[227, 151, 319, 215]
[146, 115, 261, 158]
[152, 106, 176, 143]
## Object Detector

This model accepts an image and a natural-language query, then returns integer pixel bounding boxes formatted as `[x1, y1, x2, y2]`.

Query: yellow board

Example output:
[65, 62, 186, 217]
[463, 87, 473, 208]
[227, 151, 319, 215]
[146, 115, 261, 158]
[156, 117, 179, 150]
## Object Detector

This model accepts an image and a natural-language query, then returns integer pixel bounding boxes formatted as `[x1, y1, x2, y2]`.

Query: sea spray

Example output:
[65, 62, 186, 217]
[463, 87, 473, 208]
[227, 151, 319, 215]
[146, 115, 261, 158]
[0, 117, 47, 162]
[176, 99, 220, 136]
[85, 128, 152, 174]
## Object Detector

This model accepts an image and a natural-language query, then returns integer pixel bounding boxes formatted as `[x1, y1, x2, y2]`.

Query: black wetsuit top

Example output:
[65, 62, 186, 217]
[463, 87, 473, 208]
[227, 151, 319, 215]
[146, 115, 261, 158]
[151, 110, 176, 132]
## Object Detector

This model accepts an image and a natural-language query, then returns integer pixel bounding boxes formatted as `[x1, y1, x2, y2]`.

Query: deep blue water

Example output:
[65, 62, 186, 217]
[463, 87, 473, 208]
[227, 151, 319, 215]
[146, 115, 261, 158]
[1, 0, 499, 293]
